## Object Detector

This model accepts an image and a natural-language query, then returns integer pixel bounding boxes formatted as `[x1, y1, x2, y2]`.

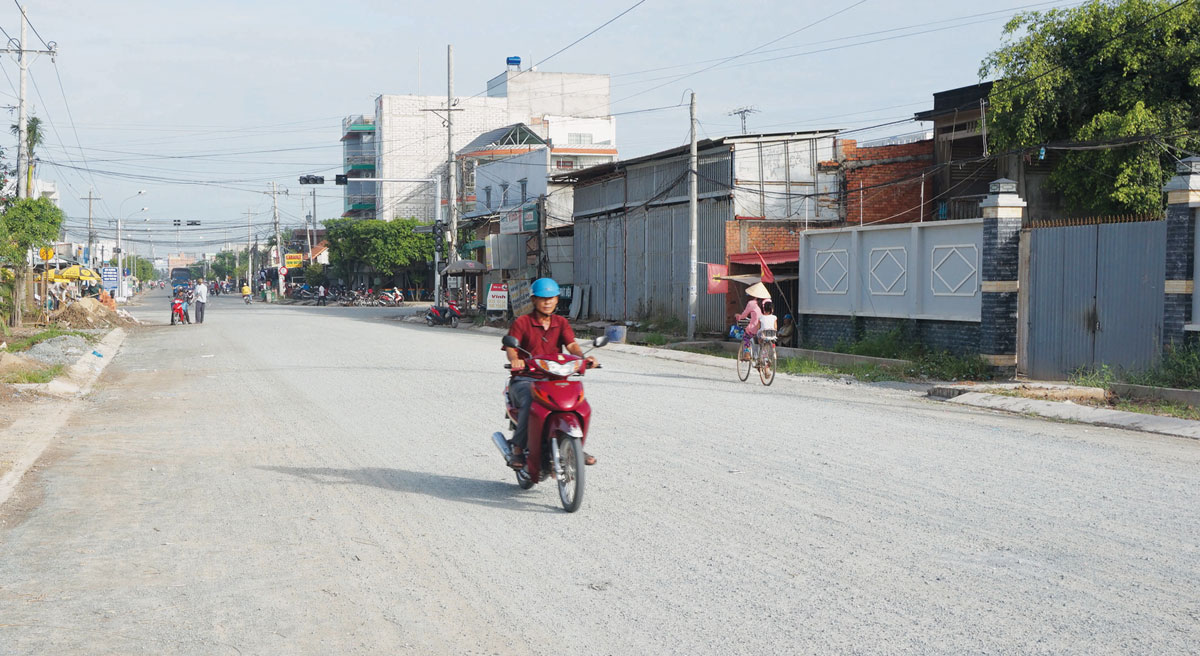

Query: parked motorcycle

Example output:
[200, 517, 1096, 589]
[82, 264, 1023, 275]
[170, 297, 188, 325]
[425, 300, 463, 328]
[491, 334, 607, 512]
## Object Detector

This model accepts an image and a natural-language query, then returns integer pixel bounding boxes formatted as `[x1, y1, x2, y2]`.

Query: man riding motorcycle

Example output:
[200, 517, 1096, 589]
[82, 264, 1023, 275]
[503, 277, 598, 470]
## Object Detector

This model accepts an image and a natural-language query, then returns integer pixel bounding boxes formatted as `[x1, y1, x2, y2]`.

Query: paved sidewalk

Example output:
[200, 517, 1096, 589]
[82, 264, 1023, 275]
[947, 391, 1200, 440]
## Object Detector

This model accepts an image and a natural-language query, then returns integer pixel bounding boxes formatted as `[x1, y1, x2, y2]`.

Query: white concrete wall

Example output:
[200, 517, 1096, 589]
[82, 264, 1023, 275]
[375, 94, 508, 222]
[475, 149, 550, 212]
[543, 115, 616, 147]
[487, 71, 610, 122]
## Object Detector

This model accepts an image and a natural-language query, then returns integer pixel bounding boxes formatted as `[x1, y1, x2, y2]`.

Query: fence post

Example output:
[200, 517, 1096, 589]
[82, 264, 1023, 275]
[1161, 157, 1200, 347]
[979, 178, 1024, 368]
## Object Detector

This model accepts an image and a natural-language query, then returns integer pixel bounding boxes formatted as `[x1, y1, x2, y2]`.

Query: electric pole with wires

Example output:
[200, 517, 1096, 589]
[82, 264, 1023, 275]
[727, 106, 759, 135]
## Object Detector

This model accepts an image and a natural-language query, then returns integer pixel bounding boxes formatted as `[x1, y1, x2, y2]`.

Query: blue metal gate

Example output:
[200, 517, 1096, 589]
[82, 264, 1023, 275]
[1021, 220, 1165, 379]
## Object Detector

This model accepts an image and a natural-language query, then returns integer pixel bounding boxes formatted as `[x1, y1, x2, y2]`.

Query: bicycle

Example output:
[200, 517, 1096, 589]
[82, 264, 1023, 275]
[735, 322, 777, 386]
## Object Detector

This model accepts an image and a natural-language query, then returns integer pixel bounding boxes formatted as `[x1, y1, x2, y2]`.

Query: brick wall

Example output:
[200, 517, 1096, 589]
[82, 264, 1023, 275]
[839, 139, 934, 226]
[724, 219, 805, 257]
[1163, 203, 1196, 346]
[799, 314, 980, 355]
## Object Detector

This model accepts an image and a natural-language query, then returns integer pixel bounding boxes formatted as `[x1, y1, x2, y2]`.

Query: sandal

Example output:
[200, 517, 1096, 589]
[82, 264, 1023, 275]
[584, 453, 597, 466]
[509, 449, 526, 470]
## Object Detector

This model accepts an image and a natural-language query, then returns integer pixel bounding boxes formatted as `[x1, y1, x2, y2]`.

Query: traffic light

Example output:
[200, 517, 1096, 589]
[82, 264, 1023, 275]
[299, 175, 325, 185]
[335, 175, 348, 185]
[433, 221, 444, 251]
[172, 220, 181, 227]
[186, 220, 200, 226]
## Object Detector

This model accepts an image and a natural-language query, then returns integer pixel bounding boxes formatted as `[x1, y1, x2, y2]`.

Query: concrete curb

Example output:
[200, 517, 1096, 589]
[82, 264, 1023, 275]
[11, 327, 127, 398]
[0, 327, 129, 508]
[664, 340, 912, 369]
[945, 391, 1200, 440]
[1111, 382, 1200, 406]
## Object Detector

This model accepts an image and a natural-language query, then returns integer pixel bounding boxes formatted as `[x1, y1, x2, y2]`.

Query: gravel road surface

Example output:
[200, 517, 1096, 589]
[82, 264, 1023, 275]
[2, 288, 1198, 654]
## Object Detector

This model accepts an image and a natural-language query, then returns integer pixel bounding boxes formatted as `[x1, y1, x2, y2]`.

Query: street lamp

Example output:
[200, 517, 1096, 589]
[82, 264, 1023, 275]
[116, 190, 146, 300]
[118, 206, 147, 300]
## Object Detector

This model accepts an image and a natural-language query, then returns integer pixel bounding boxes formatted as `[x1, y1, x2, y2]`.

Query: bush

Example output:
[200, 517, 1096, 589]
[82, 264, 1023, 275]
[1128, 345, 1200, 390]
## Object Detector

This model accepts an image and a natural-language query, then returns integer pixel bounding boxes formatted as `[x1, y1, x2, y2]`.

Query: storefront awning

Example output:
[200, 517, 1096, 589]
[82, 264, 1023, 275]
[715, 274, 799, 284]
[728, 249, 798, 265]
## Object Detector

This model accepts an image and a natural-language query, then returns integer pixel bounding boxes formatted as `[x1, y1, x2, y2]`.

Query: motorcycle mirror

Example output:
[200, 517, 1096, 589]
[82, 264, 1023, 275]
[592, 336, 609, 348]
[501, 335, 521, 350]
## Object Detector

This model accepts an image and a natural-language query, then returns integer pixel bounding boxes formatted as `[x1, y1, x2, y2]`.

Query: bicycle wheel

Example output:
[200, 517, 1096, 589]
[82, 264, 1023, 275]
[759, 342, 777, 386]
[737, 340, 752, 381]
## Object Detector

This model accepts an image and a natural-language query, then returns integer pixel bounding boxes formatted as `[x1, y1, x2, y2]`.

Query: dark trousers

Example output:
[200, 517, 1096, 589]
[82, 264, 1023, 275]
[508, 376, 536, 451]
[195, 301, 205, 323]
[317, 295, 326, 306]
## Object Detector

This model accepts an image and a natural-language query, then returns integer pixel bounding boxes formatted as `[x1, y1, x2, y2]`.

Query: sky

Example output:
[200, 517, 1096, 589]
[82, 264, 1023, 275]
[0, 0, 1075, 258]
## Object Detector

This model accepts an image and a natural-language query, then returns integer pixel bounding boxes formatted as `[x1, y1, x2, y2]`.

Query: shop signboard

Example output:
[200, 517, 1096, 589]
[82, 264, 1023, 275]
[100, 266, 118, 291]
[486, 283, 508, 311]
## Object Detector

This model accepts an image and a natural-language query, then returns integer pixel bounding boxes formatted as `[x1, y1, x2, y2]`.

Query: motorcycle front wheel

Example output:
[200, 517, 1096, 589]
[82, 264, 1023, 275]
[556, 436, 585, 513]
[449, 315, 460, 329]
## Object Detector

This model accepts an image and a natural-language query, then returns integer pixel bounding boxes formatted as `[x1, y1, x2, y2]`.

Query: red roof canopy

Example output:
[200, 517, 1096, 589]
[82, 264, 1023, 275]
[728, 249, 798, 265]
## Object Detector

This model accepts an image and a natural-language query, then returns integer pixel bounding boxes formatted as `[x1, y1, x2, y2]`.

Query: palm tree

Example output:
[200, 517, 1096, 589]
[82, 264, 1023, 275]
[9, 115, 43, 198]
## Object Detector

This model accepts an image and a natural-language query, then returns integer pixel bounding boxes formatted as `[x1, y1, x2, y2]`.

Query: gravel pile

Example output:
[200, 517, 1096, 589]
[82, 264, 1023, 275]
[24, 335, 90, 366]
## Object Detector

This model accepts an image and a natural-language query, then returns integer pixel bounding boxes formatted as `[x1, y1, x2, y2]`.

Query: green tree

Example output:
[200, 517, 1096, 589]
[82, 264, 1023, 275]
[9, 116, 43, 198]
[324, 217, 434, 281]
[981, 0, 1200, 215]
[304, 262, 327, 286]
[0, 197, 65, 326]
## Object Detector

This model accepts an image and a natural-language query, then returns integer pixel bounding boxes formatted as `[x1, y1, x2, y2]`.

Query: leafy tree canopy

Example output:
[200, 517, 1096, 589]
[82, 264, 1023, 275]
[0, 197, 64, 260]
[324, 218, 433, 277]
[981, 0, 1200, 215]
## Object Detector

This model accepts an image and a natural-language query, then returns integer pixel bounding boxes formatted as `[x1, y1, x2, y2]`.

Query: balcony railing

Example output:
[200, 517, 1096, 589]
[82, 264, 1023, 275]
[344, 155, 375, 166]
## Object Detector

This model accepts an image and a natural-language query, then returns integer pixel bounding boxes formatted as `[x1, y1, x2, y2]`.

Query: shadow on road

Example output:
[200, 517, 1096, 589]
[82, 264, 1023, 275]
[257, 465, 557, 513]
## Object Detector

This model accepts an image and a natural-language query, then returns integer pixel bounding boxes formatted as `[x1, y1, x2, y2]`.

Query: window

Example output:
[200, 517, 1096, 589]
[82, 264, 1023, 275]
[500, 183, 509, 206]
[567, 133, 593, 145]
[519, 179, 528, 203]
[555, 159, 575, 170]
[483, 186, 492, 209]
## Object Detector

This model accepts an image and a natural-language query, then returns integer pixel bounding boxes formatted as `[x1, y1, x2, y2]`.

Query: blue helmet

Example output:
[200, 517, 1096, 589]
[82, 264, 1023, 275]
[531, 277, 561, 298]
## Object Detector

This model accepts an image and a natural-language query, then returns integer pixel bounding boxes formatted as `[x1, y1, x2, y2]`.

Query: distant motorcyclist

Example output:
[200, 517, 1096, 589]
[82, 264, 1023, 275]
[503, 277, 598, 469]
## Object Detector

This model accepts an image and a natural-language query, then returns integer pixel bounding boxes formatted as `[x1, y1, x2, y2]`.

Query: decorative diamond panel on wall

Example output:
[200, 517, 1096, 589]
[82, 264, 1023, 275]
[869, 247, 907, 296]
[931, 245, 979, 296]
[815, 249, 848, 295]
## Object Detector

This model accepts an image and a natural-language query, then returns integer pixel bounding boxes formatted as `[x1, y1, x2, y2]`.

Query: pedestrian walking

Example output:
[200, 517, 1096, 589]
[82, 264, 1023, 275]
[193, 279, 208, 324]
[317, 283, 327, 306]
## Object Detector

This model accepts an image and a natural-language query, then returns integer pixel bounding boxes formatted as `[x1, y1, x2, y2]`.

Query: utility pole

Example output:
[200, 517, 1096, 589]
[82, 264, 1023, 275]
[728, 106, 759, 136]
[536, 194, 547, 278]
[308, 187, 316, 264]
[687, 92, 699, 340]
[246, 209, 254, 291]
[81, 189, 100, 268]
[446, 44, 458, 264]
[270, 182, 287, 295]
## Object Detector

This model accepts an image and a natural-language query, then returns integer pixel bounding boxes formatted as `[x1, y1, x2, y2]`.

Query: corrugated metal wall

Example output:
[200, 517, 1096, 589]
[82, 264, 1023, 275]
[572, 147, 732, 332]
[573, 199, 730, 332]
[1023, 220, 1165, 378]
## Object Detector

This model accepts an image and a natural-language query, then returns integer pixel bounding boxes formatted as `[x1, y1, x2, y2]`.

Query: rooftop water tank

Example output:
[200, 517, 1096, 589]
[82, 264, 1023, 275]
[506, 56, 521, 69]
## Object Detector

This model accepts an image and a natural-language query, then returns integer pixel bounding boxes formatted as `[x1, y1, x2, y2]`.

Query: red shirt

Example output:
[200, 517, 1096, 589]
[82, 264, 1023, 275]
[505, 313, 577, 367]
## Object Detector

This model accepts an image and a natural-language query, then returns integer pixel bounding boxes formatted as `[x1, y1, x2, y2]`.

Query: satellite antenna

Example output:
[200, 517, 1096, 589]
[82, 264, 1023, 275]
[727, 106, 760, 135]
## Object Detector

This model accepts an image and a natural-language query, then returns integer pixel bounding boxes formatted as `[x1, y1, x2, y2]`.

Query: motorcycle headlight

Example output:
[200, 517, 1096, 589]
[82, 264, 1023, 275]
[534, 359, 581, 377]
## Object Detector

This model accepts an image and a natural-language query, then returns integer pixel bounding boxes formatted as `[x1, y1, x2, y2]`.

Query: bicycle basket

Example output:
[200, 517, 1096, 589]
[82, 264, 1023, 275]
[729, 325, 745, 340]
[737, 318, 751, 327]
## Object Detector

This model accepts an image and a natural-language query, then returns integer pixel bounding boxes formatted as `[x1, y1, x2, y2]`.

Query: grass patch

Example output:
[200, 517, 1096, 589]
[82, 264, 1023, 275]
[6, 328, 96, 353]
[3, 364, 65, 384]
[1072, 345, 1200, 391]
[1110, 398, 1200, 421]
[778, 358, 836, 376]
[642, 332, 670, 346]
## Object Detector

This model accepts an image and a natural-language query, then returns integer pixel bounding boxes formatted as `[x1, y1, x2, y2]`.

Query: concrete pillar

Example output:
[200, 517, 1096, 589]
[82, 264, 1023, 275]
[1161, 157, 1200, 346]
[979, 178, 1025, 367]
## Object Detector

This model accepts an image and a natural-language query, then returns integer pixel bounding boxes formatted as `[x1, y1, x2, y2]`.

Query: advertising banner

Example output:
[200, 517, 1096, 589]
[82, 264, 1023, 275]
[486, 283, 509, 311]
[100, 266, 118, 291]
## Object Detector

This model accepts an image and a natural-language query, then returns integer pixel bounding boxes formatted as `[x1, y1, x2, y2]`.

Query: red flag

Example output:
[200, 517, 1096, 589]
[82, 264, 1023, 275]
[706, 262, 728, 295]
[756, 251, 775, 284]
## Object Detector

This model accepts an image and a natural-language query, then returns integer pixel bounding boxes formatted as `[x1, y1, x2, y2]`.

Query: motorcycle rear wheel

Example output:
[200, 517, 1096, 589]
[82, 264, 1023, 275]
[556, 436, 585, 512]
[425, 316, 435, 326]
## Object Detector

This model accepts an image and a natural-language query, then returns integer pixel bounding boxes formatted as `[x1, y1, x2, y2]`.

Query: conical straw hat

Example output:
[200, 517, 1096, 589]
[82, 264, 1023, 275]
[745, 282, 771, 299]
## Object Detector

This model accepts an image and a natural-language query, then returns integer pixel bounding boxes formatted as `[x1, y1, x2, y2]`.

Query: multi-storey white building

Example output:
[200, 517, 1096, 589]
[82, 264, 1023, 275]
[344, 65, 617, 224]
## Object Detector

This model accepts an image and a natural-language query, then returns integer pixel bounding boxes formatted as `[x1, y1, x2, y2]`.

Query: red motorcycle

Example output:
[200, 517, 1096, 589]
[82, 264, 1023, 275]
[425, 299, 463, 328]
[492, 334, 608, 512]
[170, 296, 188, 325]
